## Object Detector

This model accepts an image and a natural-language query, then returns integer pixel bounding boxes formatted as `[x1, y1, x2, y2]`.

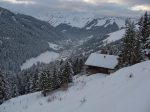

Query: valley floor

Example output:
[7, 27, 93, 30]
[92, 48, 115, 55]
[1, 61, 150, 112]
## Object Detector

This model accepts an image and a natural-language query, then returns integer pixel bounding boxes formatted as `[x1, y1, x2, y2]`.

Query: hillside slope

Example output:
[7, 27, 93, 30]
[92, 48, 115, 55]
[0, 7, 65, 72]
[1, 61, 150, 112]
[103, 29, 125, 44]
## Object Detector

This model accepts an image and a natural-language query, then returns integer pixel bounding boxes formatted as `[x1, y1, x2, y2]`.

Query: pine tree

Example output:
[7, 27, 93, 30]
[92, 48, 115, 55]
[10, 75, 19, 98]
[79, 59, 84, 73]
[139, 11, 150, 59]
[0, 72, 5, 104]
[28, 74, 34, 93]
[133, 32, 142, 63]
[62, 62, 73, 85]
[32, 70, 40, 91]
[24, 74, 30, 94]
[118, 19, 137, 68]
[52, 66, 59, 89]
[3, 73, 14, 101]
[73, 58, 79, 75]
[140, 12, 149, 43]
[146, 13, 150, 59]
[40, 71, 52, 96]
[72, 58, 84, 75]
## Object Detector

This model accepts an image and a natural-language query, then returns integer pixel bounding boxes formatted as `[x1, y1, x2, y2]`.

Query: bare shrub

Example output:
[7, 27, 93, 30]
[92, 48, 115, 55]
[60, 83, 68, 91]
[47, 95, 58, 103]
[129, 73, 134, 78]
[39, 102, 43, 106]
[80, 97, 87, 104]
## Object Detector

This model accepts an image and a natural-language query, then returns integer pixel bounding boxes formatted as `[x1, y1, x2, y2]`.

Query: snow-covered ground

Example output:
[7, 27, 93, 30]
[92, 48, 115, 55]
[2, 61, 150, 112]
[103, 29, 125, 44]
[48, 42, 62, 50]
[21, 51, 59, 70]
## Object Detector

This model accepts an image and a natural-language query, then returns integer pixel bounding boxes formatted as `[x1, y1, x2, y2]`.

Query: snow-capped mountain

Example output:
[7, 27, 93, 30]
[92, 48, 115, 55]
[84, 17, 131, 30]
[37, 11, 94, 28]
[37, 11, 137, 29]
[48, 12, 94, 28]
[36, 12, 137, 40]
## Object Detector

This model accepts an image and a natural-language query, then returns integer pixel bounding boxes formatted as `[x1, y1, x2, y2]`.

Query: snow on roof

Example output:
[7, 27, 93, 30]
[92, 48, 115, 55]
[85, 53, 118, 69]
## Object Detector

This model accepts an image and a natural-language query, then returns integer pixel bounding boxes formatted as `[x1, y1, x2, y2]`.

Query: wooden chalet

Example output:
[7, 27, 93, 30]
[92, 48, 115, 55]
[85, 53, 118, 74]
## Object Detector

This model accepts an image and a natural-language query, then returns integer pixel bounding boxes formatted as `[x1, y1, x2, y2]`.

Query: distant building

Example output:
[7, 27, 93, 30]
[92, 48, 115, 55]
[85, 53, 118, 74]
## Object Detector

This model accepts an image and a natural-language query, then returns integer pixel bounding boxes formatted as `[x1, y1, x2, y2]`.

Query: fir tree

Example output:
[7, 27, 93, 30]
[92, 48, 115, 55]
[32, 70, 40, 91]
[139, 11, 150, 59]
[0, 72, 5, 104]
[118, 19, 137, 67]
[28, 74, 34, 93]
[140, 11, 149, 43]
[62, 62, 73, 85]
[40, 70, 56, 96]
[52, 66, 59, 89]
[79, 58, 84, 73]
[73, 58, 79, 75]
[24, 74, 30, 94]
[133, 32, 142, 63]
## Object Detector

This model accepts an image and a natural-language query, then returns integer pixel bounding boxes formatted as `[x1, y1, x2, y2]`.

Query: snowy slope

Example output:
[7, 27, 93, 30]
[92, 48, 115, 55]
[20, 42, 61, 70]
[1, 61, 150, 112]
[21, 51, 59, 70]
[48, 42, 62, 50]
[103, 29, 125, 44]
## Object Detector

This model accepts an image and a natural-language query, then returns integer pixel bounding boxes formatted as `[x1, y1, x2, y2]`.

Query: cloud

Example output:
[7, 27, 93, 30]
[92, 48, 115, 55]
[1, 0, 35, 4]
[0, 0, 149, 18]
[130, 5, 150, 11]
[82, 0, 97, 4]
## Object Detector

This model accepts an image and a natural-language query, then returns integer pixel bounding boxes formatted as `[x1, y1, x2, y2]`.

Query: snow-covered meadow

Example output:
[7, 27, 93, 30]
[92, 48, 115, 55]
[103, 29, 125, 45]
[21, 51, 59, 70]
[2, 61, 150, 112]
[20, 42, 62, 70]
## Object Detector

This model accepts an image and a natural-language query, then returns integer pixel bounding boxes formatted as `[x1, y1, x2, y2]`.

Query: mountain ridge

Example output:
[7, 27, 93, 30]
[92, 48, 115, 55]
[38, 12, 137, 40]
[0, 7, 66, 73]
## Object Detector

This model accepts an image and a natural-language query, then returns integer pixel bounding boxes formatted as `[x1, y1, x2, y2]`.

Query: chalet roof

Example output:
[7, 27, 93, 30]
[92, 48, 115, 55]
[85, 53, 118, 69]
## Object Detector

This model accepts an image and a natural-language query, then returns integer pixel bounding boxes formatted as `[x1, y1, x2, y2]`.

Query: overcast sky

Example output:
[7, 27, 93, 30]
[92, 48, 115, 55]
[0, 0, 150, 17]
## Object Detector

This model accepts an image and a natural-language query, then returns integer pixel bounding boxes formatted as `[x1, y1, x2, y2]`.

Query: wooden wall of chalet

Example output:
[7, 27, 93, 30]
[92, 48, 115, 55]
[85, 65, 114, 74]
